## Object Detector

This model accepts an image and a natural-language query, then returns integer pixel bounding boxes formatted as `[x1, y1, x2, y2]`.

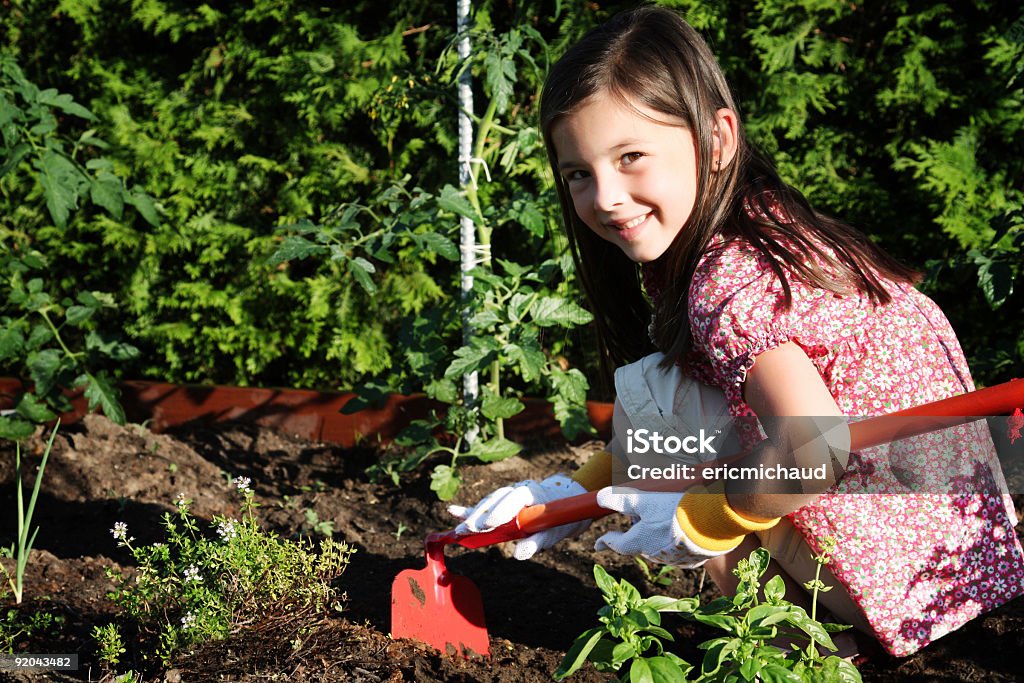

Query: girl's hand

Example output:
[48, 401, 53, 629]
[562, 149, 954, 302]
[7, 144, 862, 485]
[448, 474, 591, 560]
[594, 487, 737, 568]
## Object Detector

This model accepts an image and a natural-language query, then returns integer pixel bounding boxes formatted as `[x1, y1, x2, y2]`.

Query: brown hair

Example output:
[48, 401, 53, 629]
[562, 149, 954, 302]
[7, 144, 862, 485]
[540, 6, 918, 376]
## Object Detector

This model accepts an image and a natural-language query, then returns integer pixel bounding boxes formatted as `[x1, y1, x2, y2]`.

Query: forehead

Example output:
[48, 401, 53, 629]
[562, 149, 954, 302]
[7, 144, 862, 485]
[550, 94, 688, 160]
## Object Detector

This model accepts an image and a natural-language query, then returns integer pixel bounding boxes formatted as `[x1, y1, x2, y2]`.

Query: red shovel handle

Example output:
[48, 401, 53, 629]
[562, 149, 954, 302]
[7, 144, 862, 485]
[448, 378, 1024, 550]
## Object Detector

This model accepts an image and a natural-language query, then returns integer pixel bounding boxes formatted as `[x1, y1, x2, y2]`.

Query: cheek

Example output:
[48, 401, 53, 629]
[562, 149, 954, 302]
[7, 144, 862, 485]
[569, 187, 595, 222]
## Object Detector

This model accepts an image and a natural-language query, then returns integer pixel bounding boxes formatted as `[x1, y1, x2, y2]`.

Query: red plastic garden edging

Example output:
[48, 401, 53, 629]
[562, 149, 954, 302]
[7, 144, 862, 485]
[0, 378, 614, 449]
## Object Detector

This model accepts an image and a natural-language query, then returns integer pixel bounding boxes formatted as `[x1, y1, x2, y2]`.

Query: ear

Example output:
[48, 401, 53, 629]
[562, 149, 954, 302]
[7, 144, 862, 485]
[711, 107, 739, 172]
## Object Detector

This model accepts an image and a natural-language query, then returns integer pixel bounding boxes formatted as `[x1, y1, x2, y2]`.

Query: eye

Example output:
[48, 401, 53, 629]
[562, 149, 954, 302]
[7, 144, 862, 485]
[621, 152, 645, 166]
[564, 169, 590, 182]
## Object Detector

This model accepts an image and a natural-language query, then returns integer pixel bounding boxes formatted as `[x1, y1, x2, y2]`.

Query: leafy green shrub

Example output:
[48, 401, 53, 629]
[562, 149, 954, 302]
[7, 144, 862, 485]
[270, 16, 594, 499]
[103, 478, 354, 667]
[556, 545, 862, 682]
[2, 1, 1020, 394]
[0, 56, 147, 438]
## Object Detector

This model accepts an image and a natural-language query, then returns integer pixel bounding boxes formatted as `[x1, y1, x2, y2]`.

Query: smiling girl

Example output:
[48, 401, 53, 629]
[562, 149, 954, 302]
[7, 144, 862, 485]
[451, 6, 1024, 658]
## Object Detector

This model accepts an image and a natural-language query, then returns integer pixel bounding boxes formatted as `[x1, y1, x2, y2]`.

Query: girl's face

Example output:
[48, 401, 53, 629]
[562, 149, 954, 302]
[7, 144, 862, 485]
[551, 94, 699, 263]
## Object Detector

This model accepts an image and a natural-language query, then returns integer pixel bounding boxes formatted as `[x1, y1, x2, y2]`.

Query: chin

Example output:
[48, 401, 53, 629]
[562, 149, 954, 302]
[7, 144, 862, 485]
[620, 244, 666, 264]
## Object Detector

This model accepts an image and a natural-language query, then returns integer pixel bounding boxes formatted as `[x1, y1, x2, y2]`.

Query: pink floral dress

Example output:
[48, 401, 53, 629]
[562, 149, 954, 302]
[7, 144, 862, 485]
[683, 237, 1024, 656]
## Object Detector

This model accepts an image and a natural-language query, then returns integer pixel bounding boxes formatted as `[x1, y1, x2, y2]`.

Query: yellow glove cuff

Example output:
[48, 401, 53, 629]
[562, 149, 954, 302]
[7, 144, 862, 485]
[675, 483, 780, 552]
[571, 450, 614, 492]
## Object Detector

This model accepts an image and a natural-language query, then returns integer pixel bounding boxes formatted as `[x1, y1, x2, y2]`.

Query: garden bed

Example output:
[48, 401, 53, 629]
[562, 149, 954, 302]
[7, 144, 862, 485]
[1, 415, 1022, 681]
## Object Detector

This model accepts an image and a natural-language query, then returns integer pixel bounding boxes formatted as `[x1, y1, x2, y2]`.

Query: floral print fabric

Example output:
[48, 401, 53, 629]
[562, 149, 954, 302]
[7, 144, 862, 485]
[684, 237, 1024, 656]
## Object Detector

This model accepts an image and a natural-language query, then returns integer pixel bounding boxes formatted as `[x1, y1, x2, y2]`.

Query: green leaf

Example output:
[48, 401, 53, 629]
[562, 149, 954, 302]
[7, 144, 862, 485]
[37, 151, 87, 227]
[593, 564, 617, 597]
[610, 641, 637, 667]
[65, 305, 95, 326]
[759, 664, 806, 683]
[820, 656, 864, 682]
[642, 596, 698, 613]
[0, 326, 24, 362]
[90, 173, 124, 218]
[340, 382, 391, 414]
[550, 367, 588, 404]
[37, 88, 97, 121]
[468, 310, 502, 333]
[78, 372, 126, 425]
[470, 437, 521, 463]
[0, 416, 35, 441]
[699, 639, 739, 676]
[693, 612, 740, 633]
[646, 656, 688, 682]
[972, 250, 1014, 309]
[267, 235, 327, 266]
[84, 331, 140, 361]
[437, 184, 484, 225]
[504, 342, 545, 382]
[740, 657, 762, 681]
[126, 188, 161, 227]
[27, 349, 62, 395]
[764, 574, 786, 603]
[554, 628, 605, 680]
[0, 142, 30, 179]
[787, 611, 836, 650]
[26, 323, 53, 351]
[509, 198, 546, 237]
[531, 296, 593, 328]
[482, 46, 516, 114]
[412, 231, 459, 261]
[429, 464, 461, 501]
[629, 658, 653, 683]
[15, 392, 56, 423]
[480, 389, 524, 420]
[443, 344, 495, 379]
[347, 257, 377, 294]
[757, 606, 797, 628]
[424, 377, 457, 404]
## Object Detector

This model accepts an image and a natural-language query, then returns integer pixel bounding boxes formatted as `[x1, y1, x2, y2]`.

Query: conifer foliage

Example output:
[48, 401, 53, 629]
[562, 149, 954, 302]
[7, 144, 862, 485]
[2, 0, 1021, 395]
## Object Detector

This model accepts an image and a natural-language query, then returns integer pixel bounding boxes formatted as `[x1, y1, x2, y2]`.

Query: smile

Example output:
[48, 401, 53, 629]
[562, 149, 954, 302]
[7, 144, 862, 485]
[621, 214, 648, 229]
[607, 213, 650, 240]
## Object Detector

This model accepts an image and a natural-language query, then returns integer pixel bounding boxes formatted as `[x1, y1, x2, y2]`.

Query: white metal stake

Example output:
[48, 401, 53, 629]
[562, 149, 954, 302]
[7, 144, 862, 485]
[457, 0, 479, 441]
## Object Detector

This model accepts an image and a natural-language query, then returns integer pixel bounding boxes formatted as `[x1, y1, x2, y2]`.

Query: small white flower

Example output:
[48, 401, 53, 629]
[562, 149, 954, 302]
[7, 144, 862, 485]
[110, 521, 133, 542]
[217, 520, 237, 541]
[233, 476, 251, 493]
[183, 564, 203, 583]
[175, 492, 189, 509]
[180, 611, 196, 630]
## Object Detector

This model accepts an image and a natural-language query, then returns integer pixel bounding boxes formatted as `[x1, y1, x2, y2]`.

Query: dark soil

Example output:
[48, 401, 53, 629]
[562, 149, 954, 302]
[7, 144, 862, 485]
[1, 415, 1022, 681]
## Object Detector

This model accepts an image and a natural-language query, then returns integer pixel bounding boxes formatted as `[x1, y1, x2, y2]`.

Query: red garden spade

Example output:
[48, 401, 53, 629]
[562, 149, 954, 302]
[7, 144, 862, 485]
[391, 378, 1024, 656]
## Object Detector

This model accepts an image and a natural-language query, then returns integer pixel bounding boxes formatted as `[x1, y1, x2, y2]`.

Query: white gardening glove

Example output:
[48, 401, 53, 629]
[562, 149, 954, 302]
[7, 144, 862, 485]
[594, 487, 739, 568]
[448, 474, 591, 560]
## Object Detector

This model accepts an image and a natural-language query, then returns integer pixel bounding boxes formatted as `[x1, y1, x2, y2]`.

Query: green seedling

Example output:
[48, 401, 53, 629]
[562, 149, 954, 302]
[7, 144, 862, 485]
[557, 546, 863, 682]
[3, 422, 59, 603]
[634, 557, 679, 588]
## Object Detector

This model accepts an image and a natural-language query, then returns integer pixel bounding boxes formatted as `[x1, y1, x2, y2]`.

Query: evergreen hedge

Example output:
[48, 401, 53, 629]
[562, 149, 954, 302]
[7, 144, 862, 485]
[2, 0, 1021, 396]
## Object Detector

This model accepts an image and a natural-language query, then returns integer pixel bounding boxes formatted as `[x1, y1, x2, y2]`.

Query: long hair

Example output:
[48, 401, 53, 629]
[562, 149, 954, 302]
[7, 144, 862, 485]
[540, 6, 918, 375]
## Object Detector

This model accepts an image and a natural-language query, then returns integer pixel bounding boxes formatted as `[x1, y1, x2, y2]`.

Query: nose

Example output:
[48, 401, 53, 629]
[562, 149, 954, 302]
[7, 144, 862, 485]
[591, 170, 625, 214]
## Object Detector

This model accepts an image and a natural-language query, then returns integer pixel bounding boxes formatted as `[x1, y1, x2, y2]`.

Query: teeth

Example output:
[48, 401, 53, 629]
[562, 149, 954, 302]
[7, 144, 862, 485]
[622, 214, 647, 229]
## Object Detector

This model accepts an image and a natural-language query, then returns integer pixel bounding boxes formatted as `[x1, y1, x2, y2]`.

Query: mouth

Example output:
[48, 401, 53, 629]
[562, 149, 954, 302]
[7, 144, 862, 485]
[607, 213, 651, 240]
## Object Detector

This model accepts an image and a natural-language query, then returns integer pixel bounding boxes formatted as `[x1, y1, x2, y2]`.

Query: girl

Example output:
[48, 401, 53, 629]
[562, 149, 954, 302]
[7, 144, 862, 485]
[450, 6, 1024, 658]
